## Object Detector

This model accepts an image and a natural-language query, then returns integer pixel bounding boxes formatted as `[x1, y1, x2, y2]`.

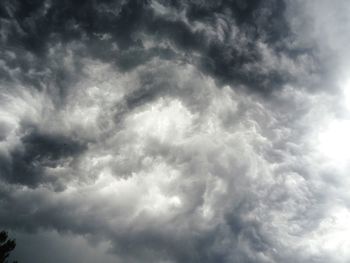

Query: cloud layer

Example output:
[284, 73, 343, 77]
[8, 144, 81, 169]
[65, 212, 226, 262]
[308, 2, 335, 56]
[0, 1, 350, 262]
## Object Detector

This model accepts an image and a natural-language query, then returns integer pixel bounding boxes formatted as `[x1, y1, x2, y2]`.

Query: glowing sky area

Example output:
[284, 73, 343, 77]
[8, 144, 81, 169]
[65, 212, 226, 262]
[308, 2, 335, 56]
[1, 1, 350, 263]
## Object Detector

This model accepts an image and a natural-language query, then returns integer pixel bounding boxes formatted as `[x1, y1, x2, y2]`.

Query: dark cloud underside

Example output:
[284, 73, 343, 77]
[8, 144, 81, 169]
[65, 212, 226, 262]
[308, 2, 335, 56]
[0, 0, 309, 92]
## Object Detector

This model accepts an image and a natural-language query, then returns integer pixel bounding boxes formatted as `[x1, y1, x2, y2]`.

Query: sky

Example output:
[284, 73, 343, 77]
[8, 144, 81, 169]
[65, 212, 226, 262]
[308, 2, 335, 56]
[1, 0, 350, 262]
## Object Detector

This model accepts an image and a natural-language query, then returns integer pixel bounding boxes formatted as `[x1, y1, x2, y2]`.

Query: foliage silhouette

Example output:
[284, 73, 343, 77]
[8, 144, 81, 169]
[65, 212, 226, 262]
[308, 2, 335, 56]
[0, 231, 18, 263]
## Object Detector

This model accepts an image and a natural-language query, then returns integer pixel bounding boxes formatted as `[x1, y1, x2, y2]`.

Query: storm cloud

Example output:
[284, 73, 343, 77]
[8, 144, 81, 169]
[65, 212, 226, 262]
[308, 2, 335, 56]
[0, 0, 350, 263]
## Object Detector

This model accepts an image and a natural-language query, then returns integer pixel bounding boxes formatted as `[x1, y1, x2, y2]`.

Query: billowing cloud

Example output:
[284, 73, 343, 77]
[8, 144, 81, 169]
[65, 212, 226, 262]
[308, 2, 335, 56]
[0, 1, 349, 263]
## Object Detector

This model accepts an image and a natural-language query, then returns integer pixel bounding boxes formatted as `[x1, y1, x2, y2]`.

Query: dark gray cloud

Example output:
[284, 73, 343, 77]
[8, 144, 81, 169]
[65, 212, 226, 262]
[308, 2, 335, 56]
[1, 0, 350, 263]
[0, 128, 86, 189]
[0, 0, 315, 94]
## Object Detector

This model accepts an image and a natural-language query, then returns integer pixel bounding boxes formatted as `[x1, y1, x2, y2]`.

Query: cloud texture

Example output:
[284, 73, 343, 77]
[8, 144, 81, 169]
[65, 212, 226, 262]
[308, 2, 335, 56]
[1, 0, 350, 262]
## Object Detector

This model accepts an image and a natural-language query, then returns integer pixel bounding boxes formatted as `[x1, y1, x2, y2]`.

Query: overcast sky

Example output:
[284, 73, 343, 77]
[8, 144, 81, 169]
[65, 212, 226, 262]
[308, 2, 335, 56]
[1, 1, 350, 262]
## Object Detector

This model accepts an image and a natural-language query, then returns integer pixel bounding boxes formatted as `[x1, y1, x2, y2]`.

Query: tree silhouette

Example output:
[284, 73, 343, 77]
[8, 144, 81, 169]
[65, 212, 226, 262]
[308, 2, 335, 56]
[0, 231, 17, 263]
